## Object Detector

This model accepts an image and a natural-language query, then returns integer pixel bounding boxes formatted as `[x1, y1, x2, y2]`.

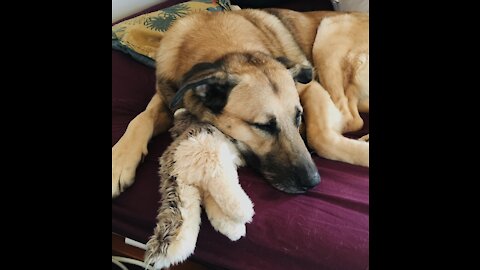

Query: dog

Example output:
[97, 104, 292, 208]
[112, 8, 369, 196]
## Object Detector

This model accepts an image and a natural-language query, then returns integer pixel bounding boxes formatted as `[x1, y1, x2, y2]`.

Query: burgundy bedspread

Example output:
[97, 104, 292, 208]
[112, 48, 369, 269]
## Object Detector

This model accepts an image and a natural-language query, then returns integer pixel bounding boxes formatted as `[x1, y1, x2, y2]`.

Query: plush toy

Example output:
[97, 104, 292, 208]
[145, 108, 255, 269]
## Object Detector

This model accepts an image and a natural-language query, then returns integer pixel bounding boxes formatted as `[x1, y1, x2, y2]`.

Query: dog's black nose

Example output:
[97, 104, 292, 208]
[294, 163, 321, 190]
[302, 171, 320, 190]
[303, 171, 320, 189]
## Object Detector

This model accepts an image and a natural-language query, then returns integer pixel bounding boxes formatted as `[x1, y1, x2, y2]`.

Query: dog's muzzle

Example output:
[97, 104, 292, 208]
[267, 160, 321, 194]
[235, 139, 321, 194]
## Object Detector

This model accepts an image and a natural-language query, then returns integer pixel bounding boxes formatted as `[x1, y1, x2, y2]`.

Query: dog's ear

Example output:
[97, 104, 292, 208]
[170, 62, 237, 114]
[275, 56, 313, 84]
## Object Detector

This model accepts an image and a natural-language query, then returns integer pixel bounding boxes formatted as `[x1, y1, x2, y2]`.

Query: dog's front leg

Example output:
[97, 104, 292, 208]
[112, 93, 172, 197]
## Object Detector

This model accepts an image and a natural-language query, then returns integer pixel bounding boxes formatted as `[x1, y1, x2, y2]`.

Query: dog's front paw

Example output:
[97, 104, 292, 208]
[112, 138, 147, 198]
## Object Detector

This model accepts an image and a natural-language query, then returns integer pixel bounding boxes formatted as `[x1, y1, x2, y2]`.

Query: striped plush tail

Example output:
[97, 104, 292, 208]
[145, 154, 202, 269]
[145, 173, 183, 262]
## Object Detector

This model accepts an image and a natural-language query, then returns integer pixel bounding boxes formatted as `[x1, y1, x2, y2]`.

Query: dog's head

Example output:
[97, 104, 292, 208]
[172, 52, 320, 193]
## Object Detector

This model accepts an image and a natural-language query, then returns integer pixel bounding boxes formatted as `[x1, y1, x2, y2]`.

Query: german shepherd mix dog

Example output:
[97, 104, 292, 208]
[112, 8, 368, 196]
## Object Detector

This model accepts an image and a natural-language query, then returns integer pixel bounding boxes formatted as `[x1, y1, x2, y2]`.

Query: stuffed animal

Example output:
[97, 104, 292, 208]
[145, 108, 255, 269]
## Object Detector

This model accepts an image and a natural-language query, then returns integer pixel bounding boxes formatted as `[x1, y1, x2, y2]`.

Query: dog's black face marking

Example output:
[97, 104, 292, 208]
[182, 62, 223, 82]
[172, 61, 237, 114]
[239, 148, 262, 172]
[193, 81, 236, 114]
[251, 117, 279, 135]
[275, 56, 294, 68]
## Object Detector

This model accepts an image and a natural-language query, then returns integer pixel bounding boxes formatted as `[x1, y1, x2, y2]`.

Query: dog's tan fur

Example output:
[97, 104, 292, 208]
[112, 8, 369, 196]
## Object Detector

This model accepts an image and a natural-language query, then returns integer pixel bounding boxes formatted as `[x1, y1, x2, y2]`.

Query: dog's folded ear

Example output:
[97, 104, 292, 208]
[171, 62, 237, 114]
[275, 56, 313, 84]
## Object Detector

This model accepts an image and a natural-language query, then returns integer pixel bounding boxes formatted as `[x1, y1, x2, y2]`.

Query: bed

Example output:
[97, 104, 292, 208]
[112, 1, 369, 269]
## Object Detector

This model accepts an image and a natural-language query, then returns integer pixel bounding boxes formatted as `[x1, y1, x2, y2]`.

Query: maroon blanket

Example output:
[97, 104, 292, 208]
[112, 1, 368, 269]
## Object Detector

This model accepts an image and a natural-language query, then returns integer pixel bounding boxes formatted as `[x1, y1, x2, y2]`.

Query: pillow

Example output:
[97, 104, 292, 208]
[112, 0, 233, 67]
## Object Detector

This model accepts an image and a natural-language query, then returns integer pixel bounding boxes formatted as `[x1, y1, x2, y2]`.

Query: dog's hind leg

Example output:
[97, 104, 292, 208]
[299, 81, 369, 167]
[314, 60, 353, 123]
[312, 14, 369, 134]
[112, 93, 173, 198]
[313, 58, 369, 134]
[343, 84, 365, 133]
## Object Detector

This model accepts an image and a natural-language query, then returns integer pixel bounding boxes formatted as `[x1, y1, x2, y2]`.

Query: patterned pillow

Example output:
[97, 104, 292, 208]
[112, 0, 232, 67]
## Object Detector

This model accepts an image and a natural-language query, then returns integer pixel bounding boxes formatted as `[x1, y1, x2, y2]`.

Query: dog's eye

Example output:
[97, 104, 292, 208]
[253, 118, 278, 135]
[295, 109, 302, 127]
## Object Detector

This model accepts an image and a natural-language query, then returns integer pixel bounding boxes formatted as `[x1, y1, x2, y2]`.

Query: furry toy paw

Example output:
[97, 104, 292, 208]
[203, 191, 248, 241]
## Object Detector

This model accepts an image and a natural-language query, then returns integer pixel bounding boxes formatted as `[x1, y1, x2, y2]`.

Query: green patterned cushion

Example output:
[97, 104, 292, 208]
[112, 0, 232, 67]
